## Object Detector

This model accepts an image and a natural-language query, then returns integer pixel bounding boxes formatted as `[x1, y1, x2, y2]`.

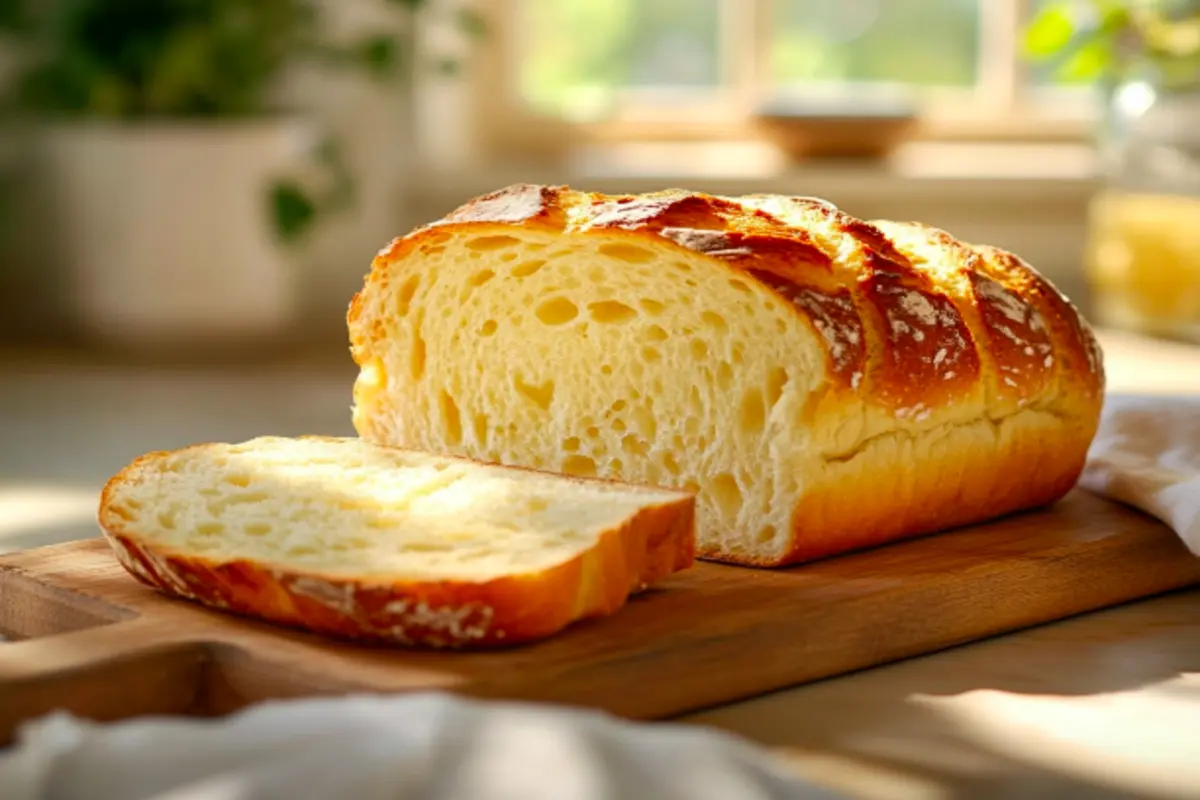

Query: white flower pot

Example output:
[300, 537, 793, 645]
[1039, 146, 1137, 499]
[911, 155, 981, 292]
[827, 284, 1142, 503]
[39, 120, 312, 352]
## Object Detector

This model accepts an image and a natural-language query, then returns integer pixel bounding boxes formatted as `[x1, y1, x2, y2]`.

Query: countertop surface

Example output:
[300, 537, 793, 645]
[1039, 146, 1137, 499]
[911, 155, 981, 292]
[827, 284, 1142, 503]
[2, 328, 1199, 799]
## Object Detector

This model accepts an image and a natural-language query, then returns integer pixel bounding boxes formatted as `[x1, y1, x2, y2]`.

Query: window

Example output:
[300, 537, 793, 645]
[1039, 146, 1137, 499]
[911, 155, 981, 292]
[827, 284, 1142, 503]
[475, 0, 1099, 153]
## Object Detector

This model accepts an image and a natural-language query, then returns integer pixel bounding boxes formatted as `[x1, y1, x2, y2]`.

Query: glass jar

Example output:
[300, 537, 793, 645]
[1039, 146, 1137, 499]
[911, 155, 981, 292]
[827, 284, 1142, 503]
[1084, 66, 1200, 342]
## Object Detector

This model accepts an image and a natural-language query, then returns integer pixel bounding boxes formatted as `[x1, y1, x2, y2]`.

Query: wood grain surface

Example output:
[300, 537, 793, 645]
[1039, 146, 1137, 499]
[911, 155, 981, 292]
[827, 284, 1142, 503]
[1, 489, 1199, 747]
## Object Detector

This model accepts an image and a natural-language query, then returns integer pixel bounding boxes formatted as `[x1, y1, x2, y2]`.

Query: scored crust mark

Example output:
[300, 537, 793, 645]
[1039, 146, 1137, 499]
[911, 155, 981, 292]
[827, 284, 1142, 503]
[861, 258, 982, 416]
[971, 243, 1104, 398]
[441, 183, 567, 227]
[969, 271, 1055, 405]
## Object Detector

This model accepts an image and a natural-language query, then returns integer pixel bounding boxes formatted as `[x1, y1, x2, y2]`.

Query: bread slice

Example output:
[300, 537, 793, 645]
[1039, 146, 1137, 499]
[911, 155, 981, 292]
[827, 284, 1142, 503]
[98, 436, 695, 647]
[347, 184, 1105, 567]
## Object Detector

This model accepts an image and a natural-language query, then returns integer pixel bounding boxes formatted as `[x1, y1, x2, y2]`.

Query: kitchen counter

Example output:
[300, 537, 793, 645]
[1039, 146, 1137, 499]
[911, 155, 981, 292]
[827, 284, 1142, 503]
[2, 328, 1199, 799]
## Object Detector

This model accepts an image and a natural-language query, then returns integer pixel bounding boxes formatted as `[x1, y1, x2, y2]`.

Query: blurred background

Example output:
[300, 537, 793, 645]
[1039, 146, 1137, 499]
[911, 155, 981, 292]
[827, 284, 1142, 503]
[0, 0, 1198, 551]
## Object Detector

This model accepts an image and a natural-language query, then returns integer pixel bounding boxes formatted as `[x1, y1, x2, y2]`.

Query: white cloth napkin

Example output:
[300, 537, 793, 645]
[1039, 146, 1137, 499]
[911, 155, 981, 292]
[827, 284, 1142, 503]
[0, 691, 843, 800]
[1080, 394, 1200, 556]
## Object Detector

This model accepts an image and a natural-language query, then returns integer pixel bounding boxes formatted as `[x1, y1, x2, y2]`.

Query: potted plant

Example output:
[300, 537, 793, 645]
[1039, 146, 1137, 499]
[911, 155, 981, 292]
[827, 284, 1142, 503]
[0, 0, 483, 354]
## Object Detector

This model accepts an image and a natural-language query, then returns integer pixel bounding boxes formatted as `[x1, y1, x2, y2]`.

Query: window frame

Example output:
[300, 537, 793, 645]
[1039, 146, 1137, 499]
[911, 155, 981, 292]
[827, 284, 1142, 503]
[469, 0, 1097, 159]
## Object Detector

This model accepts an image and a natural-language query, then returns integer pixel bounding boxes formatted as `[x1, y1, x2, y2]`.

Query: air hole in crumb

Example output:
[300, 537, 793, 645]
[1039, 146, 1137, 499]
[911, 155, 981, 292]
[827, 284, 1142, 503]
[465, 235, 520, 251]
[701, 311, 728, 331]
[632, 407, 657, 439]
[641, 346, 662, 363]
[563, 437, 581, 453]
[535, 297, 579, 326]
[767, 366, 789, 406]
[473, 413, 489, 446]
[562, 455, 597, 477]
[740, 388, 766, 434]
[710, 473, 743, 518]
[716, 362, 734, 390]
[601, 365, 613, 375]
[610, 458, 625, 473]
[224, 474, 252, 488]
[640, 299, 665, 315]
[480, 319, 498, 336]
[411, 310, 427, 381]
[196, 522, 225, 536]
[126, 498, 144, 510]
[588, 300, 637, 323]
[690, 339, 708, 361]
[646, 325, 669, 342]
[662, 452, 682, 476]
[397, 275, 420, 316]
[469, 269, 495, 287]
[622, 435, 649, 456]
[599, 242, 655, 263]
[612, 419, 627, 433]
[514, 375, 555, 410]
[512, 259, 546, 278]
[527, 497, 549, 513]
[439, 391, 463, 445]
[756, 525, 777, 545]
[109, 505, 133, 521]
[157, 512, 176, 530]
[729, 279, 751, 293]
[245, 523, 272, 537]
[586, 426, 601, 439]
[287, 545, 319, 557]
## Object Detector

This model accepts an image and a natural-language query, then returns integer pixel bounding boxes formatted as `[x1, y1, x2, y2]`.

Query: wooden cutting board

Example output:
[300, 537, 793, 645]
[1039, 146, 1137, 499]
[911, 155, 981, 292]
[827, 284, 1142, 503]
[2, 489, 1199, 746]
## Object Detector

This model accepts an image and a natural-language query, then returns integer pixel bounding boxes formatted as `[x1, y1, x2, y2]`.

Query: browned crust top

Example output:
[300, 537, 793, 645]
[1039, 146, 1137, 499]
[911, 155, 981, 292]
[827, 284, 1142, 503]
[355, 184, 1105, 421]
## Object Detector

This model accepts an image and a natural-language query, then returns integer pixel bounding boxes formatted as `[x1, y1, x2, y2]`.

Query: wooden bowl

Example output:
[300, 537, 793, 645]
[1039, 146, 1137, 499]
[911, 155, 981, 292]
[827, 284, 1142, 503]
[753, 98, 918, 161]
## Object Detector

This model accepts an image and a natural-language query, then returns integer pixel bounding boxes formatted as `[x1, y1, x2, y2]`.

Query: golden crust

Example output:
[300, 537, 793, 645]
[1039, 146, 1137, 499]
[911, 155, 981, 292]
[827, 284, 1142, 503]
[98, 439, 696, 647]
[349, 184, 1105, 567]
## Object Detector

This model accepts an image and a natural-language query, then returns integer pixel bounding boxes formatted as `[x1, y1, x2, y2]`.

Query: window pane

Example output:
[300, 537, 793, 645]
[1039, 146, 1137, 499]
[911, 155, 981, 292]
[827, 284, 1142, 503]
[771, 0, 981, 89]
[517, 0, 722, 118]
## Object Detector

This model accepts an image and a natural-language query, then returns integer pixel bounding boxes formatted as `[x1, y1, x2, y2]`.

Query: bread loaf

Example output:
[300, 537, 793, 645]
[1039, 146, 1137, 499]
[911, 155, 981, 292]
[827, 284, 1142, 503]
[99, 436, 695, 647]
[348, 185, 1105, 567]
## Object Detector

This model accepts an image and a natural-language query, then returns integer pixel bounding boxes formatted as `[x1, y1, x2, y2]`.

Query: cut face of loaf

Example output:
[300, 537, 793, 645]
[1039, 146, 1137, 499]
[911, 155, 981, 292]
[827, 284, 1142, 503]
[98, 436, 695, 647]
[348, 185, 1105, 567]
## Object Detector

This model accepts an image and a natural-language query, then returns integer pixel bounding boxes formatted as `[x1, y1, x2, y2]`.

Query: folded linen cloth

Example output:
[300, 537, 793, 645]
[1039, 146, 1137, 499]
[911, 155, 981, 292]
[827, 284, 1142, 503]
[0, 691, 843, 800]
[1079, 394, 1200, 556]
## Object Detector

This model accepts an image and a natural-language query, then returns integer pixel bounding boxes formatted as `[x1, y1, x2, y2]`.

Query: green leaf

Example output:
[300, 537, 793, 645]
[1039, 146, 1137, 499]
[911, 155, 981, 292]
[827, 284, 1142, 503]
[1056, 35, 1115, 81]
[270, 180, 316, 244]
[1024, 2, 1077, 59]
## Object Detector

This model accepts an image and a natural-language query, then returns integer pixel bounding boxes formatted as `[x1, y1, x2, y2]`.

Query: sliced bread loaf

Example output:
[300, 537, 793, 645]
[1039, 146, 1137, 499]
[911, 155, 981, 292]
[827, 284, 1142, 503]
[99, 436, 695, 647]
[348, 184, 1105, 567]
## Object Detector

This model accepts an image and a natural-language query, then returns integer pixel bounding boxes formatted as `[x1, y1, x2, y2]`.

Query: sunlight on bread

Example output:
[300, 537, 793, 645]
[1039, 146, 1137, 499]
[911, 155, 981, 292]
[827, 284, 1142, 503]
[99, 436, 695, 647]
